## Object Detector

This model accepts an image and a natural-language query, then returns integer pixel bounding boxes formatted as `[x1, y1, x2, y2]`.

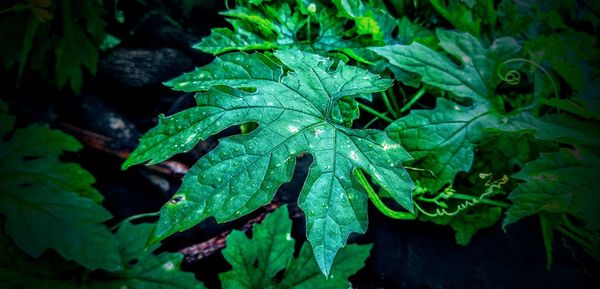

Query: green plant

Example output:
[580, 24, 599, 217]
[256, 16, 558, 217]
[0, 0, 108, 94]
[0, 101, 206, 288]
[220, 205, 371, 288]
[123, 49, 412, 275]
[126, 0, 600, 272]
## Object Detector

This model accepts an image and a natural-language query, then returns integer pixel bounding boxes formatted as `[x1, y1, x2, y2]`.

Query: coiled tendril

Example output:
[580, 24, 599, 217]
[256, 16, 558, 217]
[497, 58, 560, 103]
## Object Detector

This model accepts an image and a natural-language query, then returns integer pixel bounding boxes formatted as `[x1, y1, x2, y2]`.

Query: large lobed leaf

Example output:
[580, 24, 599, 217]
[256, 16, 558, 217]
[124, 49, 414, 275]
[0, 105, 121, 271]
[219, 205, 371, 288]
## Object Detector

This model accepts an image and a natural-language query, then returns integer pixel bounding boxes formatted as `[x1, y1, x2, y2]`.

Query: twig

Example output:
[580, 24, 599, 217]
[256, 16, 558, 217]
[57, 123, 189, 177]
[178, 202, 282, 262]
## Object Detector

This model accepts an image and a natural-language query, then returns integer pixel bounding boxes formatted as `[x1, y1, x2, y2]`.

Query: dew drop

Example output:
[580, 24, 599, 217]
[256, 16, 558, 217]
[169, 195, 184, 204]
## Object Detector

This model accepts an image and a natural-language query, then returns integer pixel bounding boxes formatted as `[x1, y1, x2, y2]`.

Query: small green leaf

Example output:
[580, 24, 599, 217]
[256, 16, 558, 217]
[219, 206, 372, 288]
[54, 0, 105, 94]
[125, 50, 412, 275]
[87, 222, 207, 289]
[219, 206, 293, 288]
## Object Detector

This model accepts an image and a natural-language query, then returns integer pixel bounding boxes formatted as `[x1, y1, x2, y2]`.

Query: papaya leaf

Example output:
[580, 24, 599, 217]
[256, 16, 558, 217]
[124, 50, 413, 275]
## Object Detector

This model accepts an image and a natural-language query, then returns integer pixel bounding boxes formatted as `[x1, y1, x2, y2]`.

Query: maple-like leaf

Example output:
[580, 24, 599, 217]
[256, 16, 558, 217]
[219, 205, 371, 289]
[124, 50, 414, 275]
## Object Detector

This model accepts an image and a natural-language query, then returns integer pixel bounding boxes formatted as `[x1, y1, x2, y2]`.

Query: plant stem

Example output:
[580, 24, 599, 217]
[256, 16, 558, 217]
[380, 91, 399, 118]
[485, 0, 496, 27]
[561, 214, 599, 241]
[0, 4, 29, 15]
[358, 102, 394, 123]
[387, 87, 401, 114]
[354, 169, 417, 220]
[555, 225, 595, 254]
[111, 211, 160, 231]
[443, 192, 511, 208]
[400, 87, 426, 113]
[306, 15, 311, 42]
[364, 112, 390, 129]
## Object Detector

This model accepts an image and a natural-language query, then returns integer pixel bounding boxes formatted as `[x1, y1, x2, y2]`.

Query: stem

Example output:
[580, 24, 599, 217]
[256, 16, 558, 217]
[0, 4, 29, 15]
[538, 98, 595, 120]
[380, 91, 399, 118]
[444, 193, 511, 208]
[224, 0, 230, 10]
[358, 103, 394, 123]
[555, 225, 595, 254]
[400, 87, 426, 113]
[111, 212, 160, 231]
[387, 87, 401, 113]
[485, 0, 496, 27]
[306, 15, 311, 42]
[364, 112, 390, 129]
[354, 169, 417, 220]
[562, 214, 598, 241]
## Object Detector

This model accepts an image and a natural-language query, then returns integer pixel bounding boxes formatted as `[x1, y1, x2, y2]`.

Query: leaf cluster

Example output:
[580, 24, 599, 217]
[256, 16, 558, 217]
[0, 0, 108, 94]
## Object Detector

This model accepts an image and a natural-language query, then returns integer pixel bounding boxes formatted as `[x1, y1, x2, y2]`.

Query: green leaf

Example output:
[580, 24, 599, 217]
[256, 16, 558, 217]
[505, 148, 600, 230]
[0, 233, 78, 289]
[0, 116, 121, 270]
[451, 206, 502, 245]
[371, 29, 520, 104]
[387, 96, 600, 192]
[219, 206, 293, 288]
[526, 29, 600, 91]
[195, 2, 302, 55]
[385, 98, 499, 191]
[219, 205, 372, 288]
[125, 50, 412, 275]
[87, 222, 206, 289]
[429, 0, 491, 36]
[195, 0, 404, 65]
[380, 30, 599, 192]
[539, 212, 561, 269]
[54, 0, 105, 94]
[420, 205, 502, 246]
